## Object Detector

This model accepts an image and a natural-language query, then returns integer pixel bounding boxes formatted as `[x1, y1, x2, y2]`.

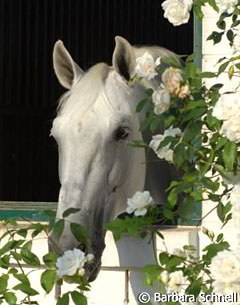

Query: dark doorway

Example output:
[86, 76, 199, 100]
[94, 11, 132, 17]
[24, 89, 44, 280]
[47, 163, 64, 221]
[0, 0, 193, 201]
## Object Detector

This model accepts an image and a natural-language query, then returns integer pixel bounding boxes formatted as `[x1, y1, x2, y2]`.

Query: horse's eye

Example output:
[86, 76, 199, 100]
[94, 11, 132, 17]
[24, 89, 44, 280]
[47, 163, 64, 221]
[114, 127, 130, 141]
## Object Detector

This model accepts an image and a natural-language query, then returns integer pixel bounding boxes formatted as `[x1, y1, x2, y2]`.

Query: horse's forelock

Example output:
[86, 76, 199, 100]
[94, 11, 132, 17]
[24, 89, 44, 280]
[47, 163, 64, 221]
[57, 63, 110, 116]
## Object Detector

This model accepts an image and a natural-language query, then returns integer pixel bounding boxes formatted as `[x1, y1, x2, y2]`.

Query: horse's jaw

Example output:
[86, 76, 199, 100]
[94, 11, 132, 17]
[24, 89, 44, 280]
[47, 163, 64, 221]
[48, 216, 106, 282]
[48, 185, 120, 281]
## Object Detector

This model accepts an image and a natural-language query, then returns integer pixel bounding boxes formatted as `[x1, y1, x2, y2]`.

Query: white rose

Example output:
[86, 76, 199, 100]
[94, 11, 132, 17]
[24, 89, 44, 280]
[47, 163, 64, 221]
[150, 127, 182, 162]
[167, 270, 189, 293]
[56, 248, 87, 277]
[210, 250, 240, 284]
[162, 67, 183, 95]
[212, 280, 240, 295]
[215, 0, 238, 14]
[150, 134, 173, 162]
[160, 270, 169, 284]
[212, 93, 240, 121]
[162, 0, 193, 26]
[86, 253, 95, 262]
[172, 248, 186, 258]
[220, 116, 240, 143]
[164, 127, 182, 138]
[152, 86, 171, 115]
[178, 83, 191, 99]
[135, 52, 160, 80]
[78, 268, 86, 277]
[126, 191, 154, 216]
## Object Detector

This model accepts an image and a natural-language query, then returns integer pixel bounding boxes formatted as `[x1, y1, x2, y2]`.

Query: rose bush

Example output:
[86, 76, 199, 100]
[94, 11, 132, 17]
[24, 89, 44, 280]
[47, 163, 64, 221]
[107, 0, 240, 304]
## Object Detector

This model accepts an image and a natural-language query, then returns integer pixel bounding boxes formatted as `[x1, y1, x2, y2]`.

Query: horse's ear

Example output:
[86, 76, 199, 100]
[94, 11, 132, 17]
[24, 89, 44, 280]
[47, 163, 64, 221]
[112, 36, 136, 81]
[53, 40, 84, 89]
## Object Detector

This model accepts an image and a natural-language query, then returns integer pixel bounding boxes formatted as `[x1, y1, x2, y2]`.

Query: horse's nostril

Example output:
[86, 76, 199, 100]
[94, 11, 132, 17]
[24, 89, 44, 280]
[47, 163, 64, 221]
[112, 186, 117, 193]
[78, 244, 86, 252]
[85, 260, 101, 282]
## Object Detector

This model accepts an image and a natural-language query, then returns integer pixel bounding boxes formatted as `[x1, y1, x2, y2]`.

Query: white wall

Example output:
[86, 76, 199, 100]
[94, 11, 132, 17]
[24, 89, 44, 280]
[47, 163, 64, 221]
[200, 5, 239, 251]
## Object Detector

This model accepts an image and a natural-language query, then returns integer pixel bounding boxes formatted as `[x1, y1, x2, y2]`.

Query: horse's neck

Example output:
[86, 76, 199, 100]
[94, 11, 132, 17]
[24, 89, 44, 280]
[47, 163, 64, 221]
[132, 46, 180, 206]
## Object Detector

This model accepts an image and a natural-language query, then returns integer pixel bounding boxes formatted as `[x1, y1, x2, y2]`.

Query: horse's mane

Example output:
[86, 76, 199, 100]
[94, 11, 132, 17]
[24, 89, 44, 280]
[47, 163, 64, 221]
[133, 45, 177, 61]
[57, 63, 110, 116]
[57, 45, 176, 117]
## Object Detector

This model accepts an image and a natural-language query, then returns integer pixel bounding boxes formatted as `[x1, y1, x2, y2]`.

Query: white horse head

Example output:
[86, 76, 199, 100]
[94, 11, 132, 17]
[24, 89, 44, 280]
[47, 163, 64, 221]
[50, 36, 176, 281]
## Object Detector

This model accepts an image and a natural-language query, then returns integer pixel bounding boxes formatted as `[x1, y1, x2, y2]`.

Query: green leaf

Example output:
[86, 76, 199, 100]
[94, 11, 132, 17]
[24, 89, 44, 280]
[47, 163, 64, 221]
[178, 197, 197, 221]
[41, 269, 56, 293]
[201, 177, 219, 192]
[173, 143, 188, 167]
[22, 240, 32, 251]
[193, 4, 203, 19]
[3, 292, 17, 305]
[0, 240, 24, 257]
[70, 223, 90, 245]
[150, 117, 161, 132]
[128, 140, 148, 148]
[71, 291, 87, 305]
[16, 229, 28, 238]
[202, 227, 215, 241]
[182, 108, 206, 123]
[20, 249, 41, 266]
[43, 252, 58, 267]
[13, 283, 39, 296]
[228, 65, 234, 79]
[136, 98, 148, 113]
[202, 242, 230, 264]
[4, 218, 18, 226]
[199, 71, 217, 78]
[216, 19, 226, 30]
[167, 188, 178, 209]
[29, 223, 46, 238]
[217, 202, 232, 223]
[63, 208, 81, 218]
[231, 19, 240, 27]
[216, 233, 224, 243]
[218, 61, 229, 75]
[106, 217, 153, 241]
[215, 137, 228, 150]
[142, 264, 162, 286]
[166, 255, 184, 270]
[187, 280, 201, 296]
[145, 88, 153, 97]
[208, 0, 219, 12]
[223, 141, 237, 171]
[162, 208, 174, 221]
[226, 29, 234, 45]
[12, 273, 30, 285]
[0, 274, 9, 292]
[159, 252, 169, 265]
[185, 62, 197, 79]
[207, 31, 224, 44]
[0, 254, 10, 269]
[183, 121, 203, 142]
[57, 293, 69, 305]
[52, 219, 65, 240]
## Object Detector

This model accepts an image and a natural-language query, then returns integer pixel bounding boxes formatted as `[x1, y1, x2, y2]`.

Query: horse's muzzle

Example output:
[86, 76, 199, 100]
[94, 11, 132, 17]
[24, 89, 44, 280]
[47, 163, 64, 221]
[85, 259, 101, 282]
